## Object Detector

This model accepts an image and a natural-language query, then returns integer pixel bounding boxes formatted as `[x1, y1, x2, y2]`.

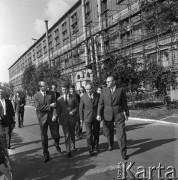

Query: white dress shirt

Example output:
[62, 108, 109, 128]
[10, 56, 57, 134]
[0, 98, 6, 115]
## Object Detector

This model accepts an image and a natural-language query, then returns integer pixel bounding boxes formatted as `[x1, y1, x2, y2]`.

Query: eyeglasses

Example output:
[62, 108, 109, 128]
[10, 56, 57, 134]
[106, 80, 113, 83]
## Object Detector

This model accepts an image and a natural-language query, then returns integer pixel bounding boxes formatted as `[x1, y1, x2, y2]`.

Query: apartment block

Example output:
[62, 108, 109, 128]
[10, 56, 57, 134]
[8, 0, 178, 98]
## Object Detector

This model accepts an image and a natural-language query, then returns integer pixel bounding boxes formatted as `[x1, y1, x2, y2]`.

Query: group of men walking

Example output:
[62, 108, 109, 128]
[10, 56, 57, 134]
[33, 75, 129, 163]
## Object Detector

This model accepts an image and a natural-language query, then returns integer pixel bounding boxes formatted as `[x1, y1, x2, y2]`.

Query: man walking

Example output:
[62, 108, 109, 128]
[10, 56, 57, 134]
[33, 81, 61, 163]
[97, 76, 129, 160]
[79, 83, 100, 156]
[51, 84, 60, 102]
[69, 85, 81, 139]
[57, 83, 79, 158]
[14, 92, 26, 128]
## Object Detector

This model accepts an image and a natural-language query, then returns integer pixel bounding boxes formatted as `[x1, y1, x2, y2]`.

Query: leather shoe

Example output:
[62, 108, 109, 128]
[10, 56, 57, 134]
[71, 147, 77, 151]
[122, 154, 128, 160]
[44, 155, 50, 163]
[94, 147, 100, 152]
[56, 146, 62, 154]
[89, 151, 96, 156]
[64, 152, 72, 158]
[108, 146, 113, 151]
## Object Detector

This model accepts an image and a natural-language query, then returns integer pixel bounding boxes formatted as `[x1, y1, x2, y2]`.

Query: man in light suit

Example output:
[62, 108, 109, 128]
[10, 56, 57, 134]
[33, 81, 61, 163]
[57, 83, 79, 158]
[79, 83, 100, 156]
[97, 76, 129, 160]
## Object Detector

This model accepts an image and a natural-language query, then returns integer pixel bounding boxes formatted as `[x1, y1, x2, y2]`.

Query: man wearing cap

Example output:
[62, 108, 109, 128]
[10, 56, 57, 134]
[33, 81, 61, 163]
[56, 83, 79, 158]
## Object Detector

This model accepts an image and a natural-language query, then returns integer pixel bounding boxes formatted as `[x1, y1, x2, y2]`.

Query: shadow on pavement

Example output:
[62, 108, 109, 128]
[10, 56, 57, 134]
[12, 147, 97, 180]
[129, 138, 177, 157]
[126, 122, 152, 132]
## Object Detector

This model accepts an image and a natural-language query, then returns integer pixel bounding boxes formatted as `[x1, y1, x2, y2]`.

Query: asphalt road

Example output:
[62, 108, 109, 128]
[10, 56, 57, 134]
[9, 106, 178, 180]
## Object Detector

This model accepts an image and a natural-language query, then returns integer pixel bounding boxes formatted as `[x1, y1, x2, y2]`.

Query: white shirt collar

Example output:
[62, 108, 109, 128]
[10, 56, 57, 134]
[40, 91, 46, 96]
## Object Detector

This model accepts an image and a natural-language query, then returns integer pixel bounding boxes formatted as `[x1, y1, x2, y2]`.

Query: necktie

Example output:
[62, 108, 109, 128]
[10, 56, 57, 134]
[64, 95, 68, 104]
[44, 92, 47, 104]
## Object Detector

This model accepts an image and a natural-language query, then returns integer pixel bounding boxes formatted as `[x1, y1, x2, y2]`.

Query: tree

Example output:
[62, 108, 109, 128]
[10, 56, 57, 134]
[141, 0, 178, 32]
[93, 53, 146, 104]
[145, 62, 177, 96]
[22, 62, 38, 96]
[22, 62, 62, 96]
[0, 82, 14, 99]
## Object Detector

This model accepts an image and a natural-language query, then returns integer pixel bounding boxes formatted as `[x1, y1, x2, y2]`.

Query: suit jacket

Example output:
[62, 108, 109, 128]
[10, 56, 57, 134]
[33, 91, 57, 125]
[14, 97, 26, 112]
[0, 99, 15, 126]
[79, 92, 100, 123]
[52, 92, 60, 102]
[56, 94, 79, 124]
[97, 87, 129, 122]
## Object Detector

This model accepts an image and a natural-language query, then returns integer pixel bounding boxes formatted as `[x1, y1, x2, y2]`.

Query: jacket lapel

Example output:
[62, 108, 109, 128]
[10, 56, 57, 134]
[86, 94, 93, 106]
[106, 87, 112, 105]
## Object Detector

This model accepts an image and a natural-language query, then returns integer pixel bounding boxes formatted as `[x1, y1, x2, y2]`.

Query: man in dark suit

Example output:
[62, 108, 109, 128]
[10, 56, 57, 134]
[14, 92, 26, 128]
[79, 83, 100, 156]
[51, 84, 60, 102]
[57, 83, 79, 158]
[97, 76, 129, 160]
[33, 81, 61, 162]
[69, 85, 81, 139]
[0, 89, 15, 149]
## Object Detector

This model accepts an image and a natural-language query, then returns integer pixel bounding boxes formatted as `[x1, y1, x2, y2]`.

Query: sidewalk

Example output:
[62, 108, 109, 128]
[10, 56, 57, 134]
[9, 107, 178, 180]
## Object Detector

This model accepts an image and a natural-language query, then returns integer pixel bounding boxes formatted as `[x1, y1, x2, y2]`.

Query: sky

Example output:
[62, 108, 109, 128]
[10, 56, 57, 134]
[0, 0, 78, 83]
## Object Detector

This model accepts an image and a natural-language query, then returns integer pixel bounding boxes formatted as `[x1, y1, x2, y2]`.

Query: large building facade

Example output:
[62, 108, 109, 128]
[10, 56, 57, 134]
[8, 0, 178, 99]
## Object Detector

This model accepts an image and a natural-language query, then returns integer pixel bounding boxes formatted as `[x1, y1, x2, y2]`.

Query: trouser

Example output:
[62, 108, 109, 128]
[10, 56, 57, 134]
[4, 126, 13, 148]
[0, 124, 11, 156]
[85, 119, 100, 152]
[103, 118, 127, 155]
[62, 115, 76, 153]
[75, 117, 80, 136]
[16, 111, 24, 127]
[39, 117, 60, 156]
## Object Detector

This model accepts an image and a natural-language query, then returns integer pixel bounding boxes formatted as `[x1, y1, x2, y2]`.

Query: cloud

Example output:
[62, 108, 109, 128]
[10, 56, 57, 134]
[34, 0, 75, 36]
[0, 44, 27, 83]
[45, 0, 69, 23]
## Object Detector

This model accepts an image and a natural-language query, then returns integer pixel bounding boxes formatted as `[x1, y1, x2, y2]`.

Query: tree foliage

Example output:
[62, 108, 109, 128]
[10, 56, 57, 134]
[141, 0, 178, 32]
[22, 62, 38, 96]
[22, 62, 62, 96]
[145, 62, 177, 96]
[93, 53, 145, 93]
[93, 53, 177, 102]
[0, 82, 14, 99]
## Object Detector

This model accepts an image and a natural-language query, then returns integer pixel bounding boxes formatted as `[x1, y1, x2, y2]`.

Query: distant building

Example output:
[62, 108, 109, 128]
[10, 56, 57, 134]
[8, 0, 178, 99]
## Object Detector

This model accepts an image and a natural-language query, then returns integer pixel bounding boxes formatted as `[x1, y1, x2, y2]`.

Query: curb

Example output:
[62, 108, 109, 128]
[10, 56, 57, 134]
[129, 117, 178, 126]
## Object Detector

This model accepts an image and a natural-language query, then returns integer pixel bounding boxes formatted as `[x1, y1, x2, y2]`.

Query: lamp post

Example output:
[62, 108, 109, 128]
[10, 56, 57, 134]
[44, 20, 51, 68]
[32, 38, 37, 44]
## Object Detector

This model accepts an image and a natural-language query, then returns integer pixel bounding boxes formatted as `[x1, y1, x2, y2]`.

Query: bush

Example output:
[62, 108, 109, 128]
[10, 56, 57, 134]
[129, 101, 164, 110]
[130, 108, 178, 120]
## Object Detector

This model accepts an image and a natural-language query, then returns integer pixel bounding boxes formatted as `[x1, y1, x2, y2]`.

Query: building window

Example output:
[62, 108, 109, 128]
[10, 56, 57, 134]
[28, 52, 32, 64]
[71, 13, 78, 34]
[43, 39, 47, 54]
[33, 49, 36, 60]
[85, 1, 91, 24]
[37, 44, 42, 58]
[101, 0, 107, 14]
[48, 34, 53, 51]
[54, 28, 60, 46]
[62, 21, 68, 41]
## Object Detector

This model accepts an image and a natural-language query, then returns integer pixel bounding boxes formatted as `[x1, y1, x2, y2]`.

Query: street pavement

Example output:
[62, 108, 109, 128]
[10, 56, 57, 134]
[9, 106, 178, 180]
